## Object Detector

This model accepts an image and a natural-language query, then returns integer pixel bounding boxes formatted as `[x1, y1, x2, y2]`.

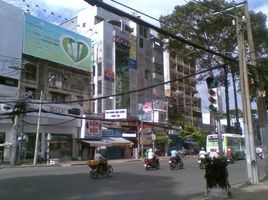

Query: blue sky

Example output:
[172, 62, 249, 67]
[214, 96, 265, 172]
[3, 0, 267, 26]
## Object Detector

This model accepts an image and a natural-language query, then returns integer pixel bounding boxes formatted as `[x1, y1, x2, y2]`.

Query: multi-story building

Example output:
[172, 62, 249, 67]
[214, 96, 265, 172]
[164, 47, 202, 127]
[0, 1, 91, 163]
[0, 1, 202, 163]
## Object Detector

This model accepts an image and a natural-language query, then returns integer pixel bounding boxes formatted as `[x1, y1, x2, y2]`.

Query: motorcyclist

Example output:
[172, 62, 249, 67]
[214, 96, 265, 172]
[170, 147, 181, 163]
[199, 147, 207, 159]
[148, 148, 155, 159]
[94, 149, 107, 171]
[227, 148, 234, 159]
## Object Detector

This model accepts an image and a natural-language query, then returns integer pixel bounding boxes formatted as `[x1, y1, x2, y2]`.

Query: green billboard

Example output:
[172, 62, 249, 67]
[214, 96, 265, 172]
[23, 14, 91, 71]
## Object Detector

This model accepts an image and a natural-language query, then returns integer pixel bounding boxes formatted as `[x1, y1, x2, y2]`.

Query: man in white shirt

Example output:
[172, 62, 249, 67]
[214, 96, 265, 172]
[148, 148, 154, 159]
[199, 147, 207, 159]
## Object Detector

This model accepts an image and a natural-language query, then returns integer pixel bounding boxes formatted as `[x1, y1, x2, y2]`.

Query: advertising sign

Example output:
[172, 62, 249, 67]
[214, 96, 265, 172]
[105, 109, 127, 119]
[23, 14, 91, 71]
[80, 115, 102, 139]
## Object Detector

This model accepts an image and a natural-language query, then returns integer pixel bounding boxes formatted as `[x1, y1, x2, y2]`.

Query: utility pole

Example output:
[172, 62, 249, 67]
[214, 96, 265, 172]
[243, 0, 268, 176]
[236, 15, 259, 184]
[33, 90, 43, 166]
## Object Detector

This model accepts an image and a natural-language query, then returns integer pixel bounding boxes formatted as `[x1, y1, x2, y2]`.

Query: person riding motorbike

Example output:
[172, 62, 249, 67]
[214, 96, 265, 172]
[148, 148, 158, 163]
[227, 148, 234, 159]
[170, 148, 181, 163]
[94, 149, 107, 171]
[199, 147, 207, 159]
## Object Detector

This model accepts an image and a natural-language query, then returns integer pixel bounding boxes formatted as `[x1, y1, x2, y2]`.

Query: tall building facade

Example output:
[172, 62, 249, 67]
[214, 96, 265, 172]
[0, 1, 91, 163]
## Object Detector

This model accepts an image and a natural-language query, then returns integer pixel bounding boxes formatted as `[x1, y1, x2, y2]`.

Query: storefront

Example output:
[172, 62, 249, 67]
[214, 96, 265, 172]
[79, 117, 133, 160]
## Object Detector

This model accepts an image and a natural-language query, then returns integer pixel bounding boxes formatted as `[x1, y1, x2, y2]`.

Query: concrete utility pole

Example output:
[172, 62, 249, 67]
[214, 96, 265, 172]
[236, 15, 259, 184]
[243, 0, 268, 176]
[33, 90, 43, 166]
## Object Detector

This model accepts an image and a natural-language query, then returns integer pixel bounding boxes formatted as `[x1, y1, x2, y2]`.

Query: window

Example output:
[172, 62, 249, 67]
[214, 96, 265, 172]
[139, 38, 144, 48]
[25, 88, 37, 99]
[51, 92, 66, 102]
[23, 63, 37, 81]
[97, 99, 102, 113]
[92, 65, 95, 77]
[139, 26, 147, 38]
[97, 62, 102, 76]
[97, 80, 102, 94]
[0, 76, 17, 87]
[145, 69, 150, 79]
[92, 83, 95, 95]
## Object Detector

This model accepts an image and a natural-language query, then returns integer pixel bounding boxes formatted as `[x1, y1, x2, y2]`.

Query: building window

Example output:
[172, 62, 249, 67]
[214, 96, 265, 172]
[92, 65, 95, 77]
[139, 38, 144, 48]
[139, 26, 147, 38]
[22, 63, 37, 81]
[92, 83, 95, 95]
[97, 99, 102, 113]
[145, 69, 150, 79]
[97, 80, 102, 94]
[97, 62, 102, 76]
[25, 87, 37, 99]
[51, 92, 66, 102]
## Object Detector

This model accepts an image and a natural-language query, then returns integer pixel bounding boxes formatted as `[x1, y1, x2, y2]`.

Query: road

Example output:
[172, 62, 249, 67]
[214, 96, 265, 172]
[0, 157, 265, 200]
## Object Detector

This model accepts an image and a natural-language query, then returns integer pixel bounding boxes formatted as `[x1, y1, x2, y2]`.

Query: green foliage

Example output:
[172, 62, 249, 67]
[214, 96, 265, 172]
[155, 135, 169, 146]
[175, 119, 207, 147]
[159, 0, 268, 94]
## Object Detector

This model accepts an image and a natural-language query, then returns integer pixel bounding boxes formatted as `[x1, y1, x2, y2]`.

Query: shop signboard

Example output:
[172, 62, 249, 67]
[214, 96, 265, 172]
[80, 116, 102, 139]
[23, 14, 92, 71]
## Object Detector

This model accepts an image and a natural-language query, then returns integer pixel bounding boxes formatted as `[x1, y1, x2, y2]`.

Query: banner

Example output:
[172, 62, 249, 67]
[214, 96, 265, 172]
[23, 14, 91, 71]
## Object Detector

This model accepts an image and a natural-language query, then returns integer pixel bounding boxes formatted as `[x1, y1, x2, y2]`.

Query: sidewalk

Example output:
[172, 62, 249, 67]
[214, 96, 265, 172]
[193, 177, 268, 200]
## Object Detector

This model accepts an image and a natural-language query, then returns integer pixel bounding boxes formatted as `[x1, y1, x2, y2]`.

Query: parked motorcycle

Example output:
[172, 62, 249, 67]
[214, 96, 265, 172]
[198, 158, 206, 169]
[144, 155, 160, 170]
[169, 156, 184, 170]
[87, 159, 113, 179]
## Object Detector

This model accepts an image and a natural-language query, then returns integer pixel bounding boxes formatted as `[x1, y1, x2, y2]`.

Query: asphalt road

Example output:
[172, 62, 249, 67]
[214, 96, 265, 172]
[0, 157, 265, 200]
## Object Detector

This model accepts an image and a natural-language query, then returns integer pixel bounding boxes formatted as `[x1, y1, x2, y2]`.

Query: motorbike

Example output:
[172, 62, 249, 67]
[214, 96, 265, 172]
[198, 158, 206, 169]
[87, 159, 113, 179]
[226, 156, 234, 164]
[169, 156, 184, 170]
[257, 152, 264, 159]
[144, 155, 160, 170]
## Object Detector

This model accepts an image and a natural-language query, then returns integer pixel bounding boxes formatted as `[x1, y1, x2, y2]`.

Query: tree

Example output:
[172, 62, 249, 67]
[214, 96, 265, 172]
[176, 119, 207, 147]
[159, 0, 268, 133]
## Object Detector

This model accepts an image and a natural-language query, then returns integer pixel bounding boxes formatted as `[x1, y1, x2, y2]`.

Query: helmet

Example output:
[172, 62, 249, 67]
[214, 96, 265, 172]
[96, 149, 101, 153]
[149, 148, 153, 152]
[201, 147, 204, 150]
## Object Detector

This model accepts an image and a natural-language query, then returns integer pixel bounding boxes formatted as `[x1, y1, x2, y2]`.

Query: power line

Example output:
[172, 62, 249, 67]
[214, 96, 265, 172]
[85, 0, 237, 64]
[27, 63, 227, 105]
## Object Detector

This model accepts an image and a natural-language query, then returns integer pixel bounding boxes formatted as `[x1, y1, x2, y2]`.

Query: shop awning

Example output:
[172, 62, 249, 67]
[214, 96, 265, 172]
[103, 137, 133, 147]
[82, 140, 112, 147]
[82, 137, 133, 147]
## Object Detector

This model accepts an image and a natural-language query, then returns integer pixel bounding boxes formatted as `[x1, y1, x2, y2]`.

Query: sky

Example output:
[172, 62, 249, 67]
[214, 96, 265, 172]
[3, 0, 268, 26]
[2, 0, 267, 113]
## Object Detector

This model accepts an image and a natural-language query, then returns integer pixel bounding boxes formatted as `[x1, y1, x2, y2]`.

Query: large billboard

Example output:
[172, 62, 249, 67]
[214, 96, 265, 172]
[0, 1, 24, 80]
[23, 14, 91, 71]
